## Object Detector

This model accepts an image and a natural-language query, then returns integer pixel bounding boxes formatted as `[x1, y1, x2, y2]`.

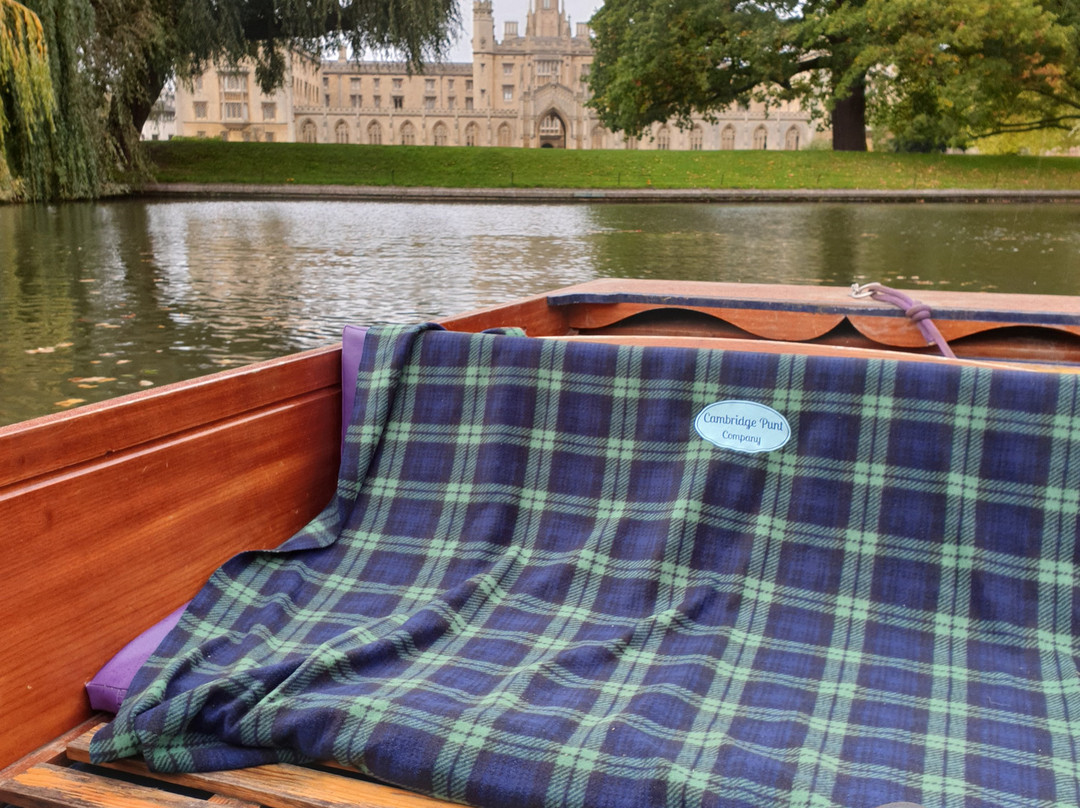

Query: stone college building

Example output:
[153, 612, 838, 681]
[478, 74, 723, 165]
[170, 0, 815, 151]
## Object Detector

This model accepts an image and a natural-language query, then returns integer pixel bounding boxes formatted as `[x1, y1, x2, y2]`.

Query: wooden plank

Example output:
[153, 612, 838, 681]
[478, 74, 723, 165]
[67, 727, 462, 808]
[543, 278, 1080, 320]
[0, 717, 106, 781]
[561, 301, 847, 341]
[437, 290, 570, 337]
[0, 389, 341, 770]
[0, 763, 208, 808]
[549, 279, 1080, 352]
[0, 345, 340, 489]
[546, 335, 1080, 373]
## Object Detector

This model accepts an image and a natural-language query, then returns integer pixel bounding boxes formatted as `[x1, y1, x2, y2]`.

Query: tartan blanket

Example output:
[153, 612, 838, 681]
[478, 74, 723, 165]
[91, 324, 1080, 808]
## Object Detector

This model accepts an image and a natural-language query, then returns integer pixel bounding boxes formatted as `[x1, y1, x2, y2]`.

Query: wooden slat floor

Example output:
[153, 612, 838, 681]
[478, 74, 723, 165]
[0, 722, 459, 808]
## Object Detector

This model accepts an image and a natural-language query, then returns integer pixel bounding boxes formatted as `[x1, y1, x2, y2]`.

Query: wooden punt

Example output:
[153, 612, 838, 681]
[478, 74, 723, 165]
[3, 278, 1080, 808]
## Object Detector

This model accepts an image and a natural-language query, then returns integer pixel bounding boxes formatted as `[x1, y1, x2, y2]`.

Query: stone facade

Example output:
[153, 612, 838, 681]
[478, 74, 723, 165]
[172, 0, 816, 150]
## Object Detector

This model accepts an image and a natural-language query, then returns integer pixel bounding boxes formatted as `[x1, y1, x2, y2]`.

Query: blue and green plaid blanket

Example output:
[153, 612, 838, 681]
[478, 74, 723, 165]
[92, 324, 1080, 808]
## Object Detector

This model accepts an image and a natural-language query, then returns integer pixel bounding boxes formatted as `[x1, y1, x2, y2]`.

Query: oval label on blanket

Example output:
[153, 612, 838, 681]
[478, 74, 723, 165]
[694, 400, 791, 454]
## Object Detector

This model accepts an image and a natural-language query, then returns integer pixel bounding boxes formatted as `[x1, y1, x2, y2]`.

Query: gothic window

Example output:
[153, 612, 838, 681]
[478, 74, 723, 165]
[690, 125, 704, 150]
[335, 120, 349, 143]
[193, 102, 207, 119]
[785, 125, 801, 150]
[393, 96, 404, 109]
[753, 125, 768, 150]
[367, 120, 382, 144]
[720, 125, 735, 150]
[540, 114, 562, 135]
[503, 86, 514, 102]
[465, 122, 480, 146]
[301, 120, 317, 143]
[433, 122, 448, 146]
[624, 135, 638, 150]
[400, 121, 417, 145]
[497, 122, 512, 146]
[262, 103, 276, 121]
[656, 126, 670, 150]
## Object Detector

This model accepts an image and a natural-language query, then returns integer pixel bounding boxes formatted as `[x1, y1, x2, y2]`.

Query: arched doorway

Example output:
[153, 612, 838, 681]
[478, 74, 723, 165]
[538, 112, 566, 148]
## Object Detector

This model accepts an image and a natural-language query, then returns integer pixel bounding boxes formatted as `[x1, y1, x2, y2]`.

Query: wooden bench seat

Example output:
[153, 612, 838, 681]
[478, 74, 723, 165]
[1, 721, 460, 808]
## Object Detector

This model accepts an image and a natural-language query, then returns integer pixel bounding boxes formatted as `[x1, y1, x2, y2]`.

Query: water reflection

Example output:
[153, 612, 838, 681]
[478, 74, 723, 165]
[2, 199, 1079, 425]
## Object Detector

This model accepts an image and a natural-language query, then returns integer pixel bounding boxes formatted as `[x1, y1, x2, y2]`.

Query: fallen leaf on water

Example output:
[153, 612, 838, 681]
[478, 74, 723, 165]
[96, 322, 121, 329]
[116, 359, 131, 365]
[55, 398, 86, 408]
[27, 340, 76, 354]
[138, 380, 154, 387]
[70, 376, 116, 384]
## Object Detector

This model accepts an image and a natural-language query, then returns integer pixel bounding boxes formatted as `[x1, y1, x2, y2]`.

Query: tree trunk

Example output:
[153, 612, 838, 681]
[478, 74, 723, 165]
[831, 76, 867, 151]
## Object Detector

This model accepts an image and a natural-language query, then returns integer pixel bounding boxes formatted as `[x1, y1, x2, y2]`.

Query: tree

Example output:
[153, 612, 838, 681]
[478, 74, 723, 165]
[89, 0, 463, 161]
[587, 0, 1077, 151]
[3, 0, 104, 199]
[3, 0, 461, 199]
[0, 0, 53, 194]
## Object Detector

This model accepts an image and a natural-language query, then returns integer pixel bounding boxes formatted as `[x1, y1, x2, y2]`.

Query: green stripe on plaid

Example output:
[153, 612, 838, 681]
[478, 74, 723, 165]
[93, 324, 1080, 808]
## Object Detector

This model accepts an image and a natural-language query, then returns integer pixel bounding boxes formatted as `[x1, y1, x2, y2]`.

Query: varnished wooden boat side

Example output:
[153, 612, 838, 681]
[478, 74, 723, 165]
[0, 348, 343, 770]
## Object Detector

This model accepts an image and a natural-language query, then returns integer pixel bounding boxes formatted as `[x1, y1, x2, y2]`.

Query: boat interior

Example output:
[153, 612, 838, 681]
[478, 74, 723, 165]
[4, 279, 1080, 808]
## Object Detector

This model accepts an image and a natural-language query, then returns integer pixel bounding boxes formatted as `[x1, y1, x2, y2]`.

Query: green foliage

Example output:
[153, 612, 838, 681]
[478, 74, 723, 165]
[0, 0, 53, 194]
[587, 0, 1080, 152]
[1, 0, 461, 200]
[4, 0, 105, 199]
[850, 0, 1074, 150]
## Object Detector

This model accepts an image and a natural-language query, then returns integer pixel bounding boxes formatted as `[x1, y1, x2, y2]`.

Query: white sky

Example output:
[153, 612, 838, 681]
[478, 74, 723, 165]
[443, 0, 604, 61]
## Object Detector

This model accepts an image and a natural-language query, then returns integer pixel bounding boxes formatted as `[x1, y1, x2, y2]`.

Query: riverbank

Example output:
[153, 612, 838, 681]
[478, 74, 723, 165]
[145, 140, 1080, 195]
[141, 182, 1080, 204]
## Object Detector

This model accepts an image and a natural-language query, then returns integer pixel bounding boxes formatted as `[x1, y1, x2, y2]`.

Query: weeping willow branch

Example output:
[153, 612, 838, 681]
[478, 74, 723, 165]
[0, 0, 55, 177]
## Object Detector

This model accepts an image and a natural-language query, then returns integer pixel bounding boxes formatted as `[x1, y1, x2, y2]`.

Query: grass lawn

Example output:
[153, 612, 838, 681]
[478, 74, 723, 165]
[145, 139, 1080, 191]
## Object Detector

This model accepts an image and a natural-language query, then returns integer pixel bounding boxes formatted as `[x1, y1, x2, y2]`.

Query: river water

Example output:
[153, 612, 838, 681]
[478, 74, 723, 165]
[3, 199, 1079, 426]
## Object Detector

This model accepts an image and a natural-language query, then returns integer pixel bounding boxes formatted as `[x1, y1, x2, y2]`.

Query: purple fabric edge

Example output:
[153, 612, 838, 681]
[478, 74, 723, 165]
[85, 603, 187, 712]
[85, 326, 370, 713]
[341, 325, 368, 453]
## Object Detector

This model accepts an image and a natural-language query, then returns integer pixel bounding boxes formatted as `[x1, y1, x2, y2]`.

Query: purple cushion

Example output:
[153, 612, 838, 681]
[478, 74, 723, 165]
[341, 325, 368, 450]
[85, 604, 187, 712]
[85, 326, 371, 713]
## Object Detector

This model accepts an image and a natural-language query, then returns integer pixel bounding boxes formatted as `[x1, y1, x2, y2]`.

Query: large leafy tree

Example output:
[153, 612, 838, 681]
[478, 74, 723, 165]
[2, 0, 103, 198]
[0, 0, 53, 194]
[587, 0, 1078, 151]
[2, 0, 460, 199]
[88, 0, 462, 163]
